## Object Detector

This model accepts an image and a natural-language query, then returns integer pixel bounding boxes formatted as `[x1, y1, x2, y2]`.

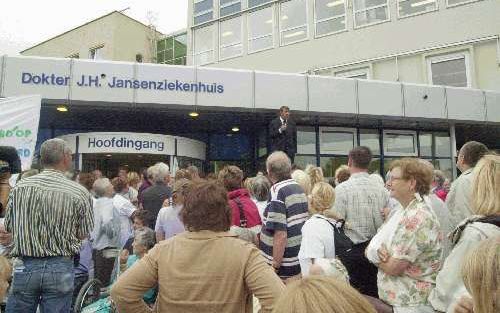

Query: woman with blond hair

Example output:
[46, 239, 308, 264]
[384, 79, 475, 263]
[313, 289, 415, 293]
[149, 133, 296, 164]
[272, 275, 376, 313]
[291, 169, 312, 195]
[454, 236, 500, 313]
[305, 165, 324, 189]
[429, 154, 500, 313]
[334, 164, 350, 186]
[298, 182, 348, 276]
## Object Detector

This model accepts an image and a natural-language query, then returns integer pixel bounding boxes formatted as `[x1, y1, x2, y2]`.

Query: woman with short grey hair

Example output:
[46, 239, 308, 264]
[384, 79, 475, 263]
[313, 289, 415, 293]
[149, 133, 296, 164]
[249, 175, 271, 223]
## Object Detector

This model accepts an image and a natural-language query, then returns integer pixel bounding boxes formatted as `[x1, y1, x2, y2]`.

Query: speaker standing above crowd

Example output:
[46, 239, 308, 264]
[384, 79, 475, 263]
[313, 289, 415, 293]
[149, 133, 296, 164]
[0, 127, 498, 313]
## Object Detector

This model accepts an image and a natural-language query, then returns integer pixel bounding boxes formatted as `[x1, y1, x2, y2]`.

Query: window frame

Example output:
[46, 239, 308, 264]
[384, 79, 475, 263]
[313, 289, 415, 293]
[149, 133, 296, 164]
[247, 5, 275, 54]
[352, 0, 391, 29]
[248, 0, 274, 9]
[426, 51, 471, 88]
[319, 127, 357, 155]
[446, 0, 482, 8]
[220, 0, 242, 17]
[334, 67, 371, 79]
[383, 129, 418, 157]
[89, 45, 104, 60]
[193, 24, 216, 66]
[219, 15, 244, 61]
[397, 0, 438, 19]
[279, 0, 309, 47]
[193, 0, 214, 26]
[314, 0, 348, 38]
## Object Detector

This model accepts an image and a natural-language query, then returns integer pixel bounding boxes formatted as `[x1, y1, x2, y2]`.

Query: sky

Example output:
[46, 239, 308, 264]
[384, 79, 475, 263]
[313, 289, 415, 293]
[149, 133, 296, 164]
[0, 0, 188, 55]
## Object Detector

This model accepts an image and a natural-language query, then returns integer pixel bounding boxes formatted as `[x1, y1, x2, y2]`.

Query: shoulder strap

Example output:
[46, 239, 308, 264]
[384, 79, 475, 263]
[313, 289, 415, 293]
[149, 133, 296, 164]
[314, 215, 346, 230]
[234, 197, 247, 228]
[476, 215, 500, 228]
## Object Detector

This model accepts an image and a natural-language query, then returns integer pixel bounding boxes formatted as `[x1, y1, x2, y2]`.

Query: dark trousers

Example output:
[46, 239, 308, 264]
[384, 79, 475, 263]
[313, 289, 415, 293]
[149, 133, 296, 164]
[340, 241, 379, 298]
[92, 249, 115, 286]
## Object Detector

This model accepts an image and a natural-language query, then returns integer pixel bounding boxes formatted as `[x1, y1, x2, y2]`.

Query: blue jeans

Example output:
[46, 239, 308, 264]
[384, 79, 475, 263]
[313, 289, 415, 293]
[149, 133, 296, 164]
[6, 256, 74, 313]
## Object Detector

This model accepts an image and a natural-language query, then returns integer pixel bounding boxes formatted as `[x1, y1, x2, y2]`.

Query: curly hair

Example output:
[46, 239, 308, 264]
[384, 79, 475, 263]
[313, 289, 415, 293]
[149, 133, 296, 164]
[180, 181, 231, 232]
[389, 158, 433, 195]
[174, 169, 192, 181]
[309, 182, 335, 215]
[217, 165, 243, 192]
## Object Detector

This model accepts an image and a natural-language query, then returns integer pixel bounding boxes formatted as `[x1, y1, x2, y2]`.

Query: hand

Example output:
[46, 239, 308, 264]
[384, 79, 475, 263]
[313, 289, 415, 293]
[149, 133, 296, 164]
[453, 296, 474, 313]
[279, 124, 287, 132]
[0, 229, 12, 246]
[272, 260, 281, 272]
[120, 249, 129, 265]
[377, 244, 390, 263]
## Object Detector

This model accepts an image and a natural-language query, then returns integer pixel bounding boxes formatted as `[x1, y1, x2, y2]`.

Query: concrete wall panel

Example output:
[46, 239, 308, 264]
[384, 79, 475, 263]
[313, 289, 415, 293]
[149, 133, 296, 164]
[254, 71, 307, 111]
[404, 84, 446, 119]
[309, 76, 357, 114]
[358, 80, 403, 117]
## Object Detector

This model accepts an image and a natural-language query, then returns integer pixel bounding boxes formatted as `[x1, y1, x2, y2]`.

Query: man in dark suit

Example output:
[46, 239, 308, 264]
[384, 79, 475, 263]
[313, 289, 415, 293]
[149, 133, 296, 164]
[269, 106, 297, 163]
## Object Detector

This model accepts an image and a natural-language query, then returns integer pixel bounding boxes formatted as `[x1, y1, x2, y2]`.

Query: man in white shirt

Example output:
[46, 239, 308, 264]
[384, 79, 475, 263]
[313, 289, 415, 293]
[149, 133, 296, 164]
[333, 146, 389, 297]
[446, 141, 488, 227]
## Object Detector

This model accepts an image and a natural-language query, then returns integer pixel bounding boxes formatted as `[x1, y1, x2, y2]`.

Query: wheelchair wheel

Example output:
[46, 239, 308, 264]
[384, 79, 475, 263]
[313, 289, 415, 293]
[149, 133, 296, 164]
[73, 278, 103, 313]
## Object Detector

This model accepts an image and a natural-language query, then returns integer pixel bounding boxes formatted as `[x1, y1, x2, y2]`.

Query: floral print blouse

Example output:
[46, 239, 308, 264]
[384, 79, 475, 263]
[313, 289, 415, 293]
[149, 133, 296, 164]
[378, 198, 443, 306]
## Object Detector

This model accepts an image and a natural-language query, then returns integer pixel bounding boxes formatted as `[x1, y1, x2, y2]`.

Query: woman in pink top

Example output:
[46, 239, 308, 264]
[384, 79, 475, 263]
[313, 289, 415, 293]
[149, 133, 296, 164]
[218, 166, 262, 228]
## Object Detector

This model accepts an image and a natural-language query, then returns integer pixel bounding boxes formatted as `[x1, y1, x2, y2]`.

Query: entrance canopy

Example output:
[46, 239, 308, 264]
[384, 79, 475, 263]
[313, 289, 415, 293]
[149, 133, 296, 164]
[1, 55, 499, 125]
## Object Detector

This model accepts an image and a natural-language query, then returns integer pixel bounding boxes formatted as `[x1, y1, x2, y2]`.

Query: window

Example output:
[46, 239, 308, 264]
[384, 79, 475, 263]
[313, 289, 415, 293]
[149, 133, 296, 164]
[359, 129, 380, 155]
[194, 25, 215, 65]
[220, 16, 243, 60]
[353, 0, 389, 28]
[320, 127, 356, 154]
[280, 0, 308, 46]
[320, 156, 348, 178]
[315, 0, 347, 36]
[427, 52, 470, 87]
[297, 126, 316, 154]
[447, 0, 481, 7]
[220, 0, 241, 17]
[419, 132, 433, 157]
[383, 130, 417, 156]
[249, 0, 273, 8]
[248, 6, 274, 53]
[157, 33, 187, 65]
[434, 133, 451, 157]
[398, 0, 437, 18]
[296, 155, 319, 169]
[194, 0, 213, 25]
[67, 53, 79, 59]
[89, 45, 104, 60]
[335, 67, 370, 79]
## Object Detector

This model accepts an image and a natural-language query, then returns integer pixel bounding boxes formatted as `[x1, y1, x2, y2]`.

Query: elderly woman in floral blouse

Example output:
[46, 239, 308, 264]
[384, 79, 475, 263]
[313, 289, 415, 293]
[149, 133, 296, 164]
[372, 158, 443, 313]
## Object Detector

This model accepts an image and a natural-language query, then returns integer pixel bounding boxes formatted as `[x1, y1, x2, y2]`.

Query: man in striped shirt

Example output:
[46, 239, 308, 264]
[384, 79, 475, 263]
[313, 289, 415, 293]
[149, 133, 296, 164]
[4, 138, 94, 313]
[260, 151, 308, 280]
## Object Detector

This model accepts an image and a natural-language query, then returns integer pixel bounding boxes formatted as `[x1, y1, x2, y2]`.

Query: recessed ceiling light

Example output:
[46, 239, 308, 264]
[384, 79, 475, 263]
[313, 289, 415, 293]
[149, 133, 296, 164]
[231, 127, 240, 132]
[56, 105, 68, 112]
[105, 154, 112, 157]
[189, 111, 199, 118]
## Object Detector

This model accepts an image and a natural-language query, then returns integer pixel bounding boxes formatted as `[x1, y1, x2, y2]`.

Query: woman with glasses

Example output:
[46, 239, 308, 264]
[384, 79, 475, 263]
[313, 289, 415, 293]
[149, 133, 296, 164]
[369, 158, 443, 313]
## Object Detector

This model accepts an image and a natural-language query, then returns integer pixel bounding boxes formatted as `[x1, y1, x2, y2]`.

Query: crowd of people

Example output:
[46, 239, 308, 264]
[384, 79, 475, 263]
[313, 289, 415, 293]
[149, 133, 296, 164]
[0, 137, 498, 313]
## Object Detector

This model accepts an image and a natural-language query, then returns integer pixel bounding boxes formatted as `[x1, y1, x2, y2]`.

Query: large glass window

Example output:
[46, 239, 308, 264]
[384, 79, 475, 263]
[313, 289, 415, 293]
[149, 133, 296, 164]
[220, 0, 241, 17]
[419, 132, 433, 157]
[280, 0, 308, 45]
[398, 0, 437, 18]
[297, 126, 316, 154]
[194, 25, 215, 65]
[434, 133, 451, 157]
[315, 0, 347, 36]
[433, 159, 453, 181]
[320, 128, 356, 154]
[248, 6, 274, 53]
[220, 16, 242, 60]
[194, 0, 214, 25]
[427, 52, 470, 87]
[383, 131, 417, 156]
[320, 156, 348, 178]
[353, 0, 389, 28]
[157, 33, 187, 65]
[295, 155, 318, 170]
[249, 0, 273, 8]
[360, 129, 380, 155]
